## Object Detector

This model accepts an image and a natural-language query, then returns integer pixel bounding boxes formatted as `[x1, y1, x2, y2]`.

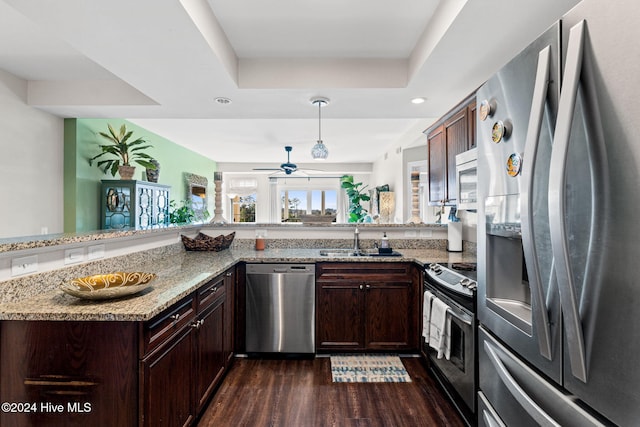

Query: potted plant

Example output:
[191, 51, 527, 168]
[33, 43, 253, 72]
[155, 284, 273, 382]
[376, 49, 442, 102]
[89, 124, 156, 179]
[340, 175, 370, 222]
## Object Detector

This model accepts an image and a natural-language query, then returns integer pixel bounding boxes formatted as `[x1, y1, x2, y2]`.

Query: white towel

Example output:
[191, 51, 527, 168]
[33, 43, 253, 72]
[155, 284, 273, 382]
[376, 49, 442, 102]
[429, 297, 452, 360]
[422, 290, 435, 341]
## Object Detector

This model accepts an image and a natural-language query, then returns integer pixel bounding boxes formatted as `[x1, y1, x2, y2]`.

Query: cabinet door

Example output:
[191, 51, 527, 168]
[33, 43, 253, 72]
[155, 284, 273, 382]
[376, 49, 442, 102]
[444, 108, 469, 204]
[195, 297, 225, 413]
[223, 268, 235, 366]
[0, 321, 137, 427]
[316, 281, 364, 350]
[364, 280, 415, 349]
[427, 125, 447, 205]
[141, 326, 195, 427]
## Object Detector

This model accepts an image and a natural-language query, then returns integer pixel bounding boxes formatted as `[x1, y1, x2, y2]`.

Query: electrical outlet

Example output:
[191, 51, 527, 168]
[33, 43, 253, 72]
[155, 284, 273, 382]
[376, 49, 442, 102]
[65, 248, 85, 265]
[11, 255, 38, 276]
[88, 244, 105, 260]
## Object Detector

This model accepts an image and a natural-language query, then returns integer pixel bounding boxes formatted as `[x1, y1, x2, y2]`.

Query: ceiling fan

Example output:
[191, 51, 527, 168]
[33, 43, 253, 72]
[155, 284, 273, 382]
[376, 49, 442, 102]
[253, 146, 319, 175]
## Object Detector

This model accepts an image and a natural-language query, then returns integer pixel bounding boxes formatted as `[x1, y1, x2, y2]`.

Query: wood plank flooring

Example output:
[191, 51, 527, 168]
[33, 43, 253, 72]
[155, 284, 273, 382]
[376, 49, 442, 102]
[197, 356, 465, 427]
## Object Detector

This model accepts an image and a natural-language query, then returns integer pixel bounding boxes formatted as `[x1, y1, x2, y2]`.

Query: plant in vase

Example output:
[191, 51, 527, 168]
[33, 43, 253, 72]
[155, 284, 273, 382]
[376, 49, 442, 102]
[89, 123, 156, 179]
[340, 175, 370, 223]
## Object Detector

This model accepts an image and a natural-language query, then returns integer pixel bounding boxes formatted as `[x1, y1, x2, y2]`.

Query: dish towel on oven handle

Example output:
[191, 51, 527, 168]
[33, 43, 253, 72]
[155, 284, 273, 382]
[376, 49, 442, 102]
[422, 290, 435, 341]
[429, 297, 452, 360]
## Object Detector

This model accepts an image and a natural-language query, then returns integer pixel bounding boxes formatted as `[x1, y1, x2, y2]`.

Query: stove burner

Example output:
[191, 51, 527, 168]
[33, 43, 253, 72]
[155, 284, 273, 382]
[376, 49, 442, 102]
[450, 263, 477, 272]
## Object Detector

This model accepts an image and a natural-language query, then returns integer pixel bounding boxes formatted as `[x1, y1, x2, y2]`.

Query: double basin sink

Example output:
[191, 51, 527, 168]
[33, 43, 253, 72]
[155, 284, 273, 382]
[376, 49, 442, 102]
[319, 249, 402, 257]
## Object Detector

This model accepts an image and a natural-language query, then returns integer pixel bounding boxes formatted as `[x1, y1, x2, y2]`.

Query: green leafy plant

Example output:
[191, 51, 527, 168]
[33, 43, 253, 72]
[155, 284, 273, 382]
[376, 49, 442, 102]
[89, 124, 156, 176]
[340, 175, 370, 223]
[169, 199, 196, 224]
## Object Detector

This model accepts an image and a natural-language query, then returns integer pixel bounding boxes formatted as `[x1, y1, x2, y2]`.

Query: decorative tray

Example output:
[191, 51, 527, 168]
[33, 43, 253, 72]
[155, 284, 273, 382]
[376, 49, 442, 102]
[60, 272, 156, 300]
[181, 232, 235, 251]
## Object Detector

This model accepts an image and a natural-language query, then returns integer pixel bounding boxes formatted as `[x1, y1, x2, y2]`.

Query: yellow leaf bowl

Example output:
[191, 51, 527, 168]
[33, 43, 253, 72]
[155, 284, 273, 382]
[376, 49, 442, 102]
[60, 272, 156, 300]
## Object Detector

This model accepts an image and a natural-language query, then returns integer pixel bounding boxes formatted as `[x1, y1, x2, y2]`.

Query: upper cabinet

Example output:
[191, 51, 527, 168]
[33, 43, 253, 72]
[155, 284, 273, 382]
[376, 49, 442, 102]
[425, 94, 476, 206]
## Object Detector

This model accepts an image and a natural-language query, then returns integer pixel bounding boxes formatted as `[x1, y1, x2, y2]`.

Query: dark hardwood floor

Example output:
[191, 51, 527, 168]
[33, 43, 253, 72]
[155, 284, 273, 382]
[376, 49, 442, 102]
[197, 356, 465, 427]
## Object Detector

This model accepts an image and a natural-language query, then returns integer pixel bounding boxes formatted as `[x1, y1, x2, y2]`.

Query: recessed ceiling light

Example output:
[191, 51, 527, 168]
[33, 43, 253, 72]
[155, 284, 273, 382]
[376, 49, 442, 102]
[411, 97, 426, 104]
[214, 97, 232, 105]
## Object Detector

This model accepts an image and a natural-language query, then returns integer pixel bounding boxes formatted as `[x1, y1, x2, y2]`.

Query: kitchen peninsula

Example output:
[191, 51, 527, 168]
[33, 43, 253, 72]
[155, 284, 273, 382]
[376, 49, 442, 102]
[0, 223, 474, 426]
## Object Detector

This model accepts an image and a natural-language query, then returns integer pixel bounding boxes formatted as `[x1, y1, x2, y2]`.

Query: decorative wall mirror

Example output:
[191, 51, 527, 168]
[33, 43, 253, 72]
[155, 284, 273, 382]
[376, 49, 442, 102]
[185, 173, 209, 221]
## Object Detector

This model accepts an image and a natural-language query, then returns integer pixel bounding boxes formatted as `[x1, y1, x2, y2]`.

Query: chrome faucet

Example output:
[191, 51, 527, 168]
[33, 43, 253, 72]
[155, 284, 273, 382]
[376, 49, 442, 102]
[353, 226, 360, 255]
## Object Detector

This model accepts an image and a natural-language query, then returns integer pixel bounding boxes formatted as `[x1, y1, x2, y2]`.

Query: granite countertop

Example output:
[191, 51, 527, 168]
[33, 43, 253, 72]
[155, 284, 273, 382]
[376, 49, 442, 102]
[0, 248, 475, 322]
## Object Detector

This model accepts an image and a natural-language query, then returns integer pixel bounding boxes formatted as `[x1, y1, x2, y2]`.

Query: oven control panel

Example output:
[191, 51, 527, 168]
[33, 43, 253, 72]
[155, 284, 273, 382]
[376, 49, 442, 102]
[425, 263, 477, 296]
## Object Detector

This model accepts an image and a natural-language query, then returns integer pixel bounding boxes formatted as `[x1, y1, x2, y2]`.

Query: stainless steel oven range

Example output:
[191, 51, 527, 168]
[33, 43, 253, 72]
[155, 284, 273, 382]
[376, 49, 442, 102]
[423, 262, 477, 426]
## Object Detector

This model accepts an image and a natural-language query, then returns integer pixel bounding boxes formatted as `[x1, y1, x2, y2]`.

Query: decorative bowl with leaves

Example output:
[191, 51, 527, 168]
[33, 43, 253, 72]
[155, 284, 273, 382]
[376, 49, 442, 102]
[60, 272, 156, 300]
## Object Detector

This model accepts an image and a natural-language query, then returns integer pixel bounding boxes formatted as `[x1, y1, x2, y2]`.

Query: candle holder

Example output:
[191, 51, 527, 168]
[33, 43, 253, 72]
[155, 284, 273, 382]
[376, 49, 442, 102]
[407, 170, 422, 224]
[210, 172, 227, 224]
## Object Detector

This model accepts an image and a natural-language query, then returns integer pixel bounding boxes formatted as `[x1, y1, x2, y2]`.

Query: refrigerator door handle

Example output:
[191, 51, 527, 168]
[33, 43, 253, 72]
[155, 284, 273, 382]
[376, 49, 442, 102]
[548, 20, 588, 382]
[521, 45, 553, 361]
[482, 410, 503, 427]
[484, 340, 562, 426]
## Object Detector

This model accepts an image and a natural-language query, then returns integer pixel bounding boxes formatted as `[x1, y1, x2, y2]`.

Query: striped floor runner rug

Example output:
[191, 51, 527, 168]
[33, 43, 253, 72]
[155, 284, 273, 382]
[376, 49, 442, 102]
[330, 354, 412, 383]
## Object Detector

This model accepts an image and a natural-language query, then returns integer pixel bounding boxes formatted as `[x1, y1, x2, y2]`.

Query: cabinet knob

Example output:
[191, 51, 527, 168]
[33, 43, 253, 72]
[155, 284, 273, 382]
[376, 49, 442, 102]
[359, 284, 364, 290]
[225, 272, 232, 277]
[366, 284, 371, 290]
[209, 286, 218, 293]
[170, 313, 180, 324]
[190, 319, 204, 329]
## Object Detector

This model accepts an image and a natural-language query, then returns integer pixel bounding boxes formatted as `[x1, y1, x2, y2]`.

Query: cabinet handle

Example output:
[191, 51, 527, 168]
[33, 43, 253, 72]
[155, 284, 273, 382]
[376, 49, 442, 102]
[170, 313, 180, 324]
[225, 272, 232, 277]
[209, 286, 218, 293]
[190, 320, 204, 329]
[366, 284, 371, 290]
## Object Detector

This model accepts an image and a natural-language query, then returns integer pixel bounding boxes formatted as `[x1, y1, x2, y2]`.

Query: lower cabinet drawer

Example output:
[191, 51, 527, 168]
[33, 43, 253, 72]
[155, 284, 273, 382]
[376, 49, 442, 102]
[142, 295, 196, 356]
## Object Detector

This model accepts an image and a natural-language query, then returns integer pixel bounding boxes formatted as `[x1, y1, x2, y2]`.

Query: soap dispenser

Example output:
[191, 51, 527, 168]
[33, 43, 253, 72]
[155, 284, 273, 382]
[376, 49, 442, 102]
[380, 232, 389, 249]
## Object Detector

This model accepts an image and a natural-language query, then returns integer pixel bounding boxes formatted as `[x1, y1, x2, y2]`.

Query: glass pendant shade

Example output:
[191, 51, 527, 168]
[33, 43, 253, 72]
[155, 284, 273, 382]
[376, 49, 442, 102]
[311, 97, 329, 160]
[311, 140, 329, 160]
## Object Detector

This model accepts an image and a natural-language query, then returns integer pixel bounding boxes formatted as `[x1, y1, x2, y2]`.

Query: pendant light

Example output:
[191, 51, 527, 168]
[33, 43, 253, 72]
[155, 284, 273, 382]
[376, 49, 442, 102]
[310, 97, 329, 160]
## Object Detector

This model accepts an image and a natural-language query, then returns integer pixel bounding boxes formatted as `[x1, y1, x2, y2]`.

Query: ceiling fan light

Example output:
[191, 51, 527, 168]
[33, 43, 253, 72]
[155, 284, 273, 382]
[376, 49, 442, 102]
[311, 140, 329, 160]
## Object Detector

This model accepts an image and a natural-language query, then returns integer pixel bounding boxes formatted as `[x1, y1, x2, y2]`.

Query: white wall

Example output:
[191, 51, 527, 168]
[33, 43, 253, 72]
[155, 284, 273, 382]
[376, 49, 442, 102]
[0, 70, 64, 238]
[372, 119, 434, 223]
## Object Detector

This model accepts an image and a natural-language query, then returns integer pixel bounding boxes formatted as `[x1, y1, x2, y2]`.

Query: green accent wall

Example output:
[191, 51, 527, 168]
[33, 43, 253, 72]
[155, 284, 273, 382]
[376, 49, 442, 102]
[64, 118, 217, 233]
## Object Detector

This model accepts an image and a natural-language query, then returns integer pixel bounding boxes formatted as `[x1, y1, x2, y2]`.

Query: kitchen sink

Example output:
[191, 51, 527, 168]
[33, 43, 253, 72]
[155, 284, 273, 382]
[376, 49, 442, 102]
[318, 249, 402, 257]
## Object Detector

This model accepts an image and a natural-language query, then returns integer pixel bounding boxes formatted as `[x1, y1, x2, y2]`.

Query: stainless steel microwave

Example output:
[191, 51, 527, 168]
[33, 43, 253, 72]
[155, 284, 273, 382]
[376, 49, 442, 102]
[455, 148, 477, 210]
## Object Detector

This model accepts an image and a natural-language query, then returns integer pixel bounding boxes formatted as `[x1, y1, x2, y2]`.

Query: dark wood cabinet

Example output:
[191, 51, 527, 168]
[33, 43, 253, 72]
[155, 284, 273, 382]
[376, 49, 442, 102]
[141, 325, 196, 427]
[140, 269, 232, 425]
[223, 269, 235, 366]
[425, 94, 476, 205]
[316, 281, 363, 350]
[427, 125, 447, 206]
[195, 296, 225, 414]
[316, 262, 419, 352]
[0, 268, 235, 427]
[0, 321, 138, 427]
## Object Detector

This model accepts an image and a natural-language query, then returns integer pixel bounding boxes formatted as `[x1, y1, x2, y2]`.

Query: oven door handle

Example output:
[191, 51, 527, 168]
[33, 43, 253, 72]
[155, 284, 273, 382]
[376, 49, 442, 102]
[447, 308, 472, 327]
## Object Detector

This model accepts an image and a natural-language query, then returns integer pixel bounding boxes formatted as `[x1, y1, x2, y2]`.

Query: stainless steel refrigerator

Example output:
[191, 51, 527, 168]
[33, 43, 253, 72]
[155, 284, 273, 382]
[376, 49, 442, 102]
[476, 0, 640, 425]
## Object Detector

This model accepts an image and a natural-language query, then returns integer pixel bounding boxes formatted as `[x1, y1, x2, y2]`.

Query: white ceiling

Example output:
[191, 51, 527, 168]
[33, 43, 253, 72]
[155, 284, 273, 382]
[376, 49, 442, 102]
[0, 0, 580, 165]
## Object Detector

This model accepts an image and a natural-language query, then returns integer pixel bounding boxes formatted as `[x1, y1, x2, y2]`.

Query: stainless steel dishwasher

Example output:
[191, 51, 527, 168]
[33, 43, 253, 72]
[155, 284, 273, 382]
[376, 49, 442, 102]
[245, 264, 315, 354]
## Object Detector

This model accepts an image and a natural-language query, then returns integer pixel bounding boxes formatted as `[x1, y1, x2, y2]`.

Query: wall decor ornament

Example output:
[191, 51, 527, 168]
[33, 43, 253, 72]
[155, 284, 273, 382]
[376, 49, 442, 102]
[146, 159, 160, 182]
[210, 172, 227, 224]
[379, 191, 395, 223]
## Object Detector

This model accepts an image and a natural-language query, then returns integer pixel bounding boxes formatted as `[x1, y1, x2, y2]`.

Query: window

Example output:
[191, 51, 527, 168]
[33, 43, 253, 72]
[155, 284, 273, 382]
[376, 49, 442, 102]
[231, 194, 256, 222]
[281, 189, 336, 222]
